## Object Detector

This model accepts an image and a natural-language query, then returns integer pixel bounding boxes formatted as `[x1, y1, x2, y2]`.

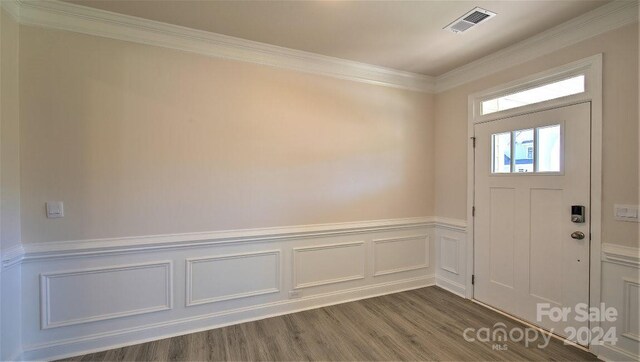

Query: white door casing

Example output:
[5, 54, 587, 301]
[474, 102, 591, 339]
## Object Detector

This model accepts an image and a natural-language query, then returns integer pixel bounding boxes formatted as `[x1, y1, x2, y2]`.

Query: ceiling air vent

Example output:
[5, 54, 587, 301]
[444, 7, 496, 34]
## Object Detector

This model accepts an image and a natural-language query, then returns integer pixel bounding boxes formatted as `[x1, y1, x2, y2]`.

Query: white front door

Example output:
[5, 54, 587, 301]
[474, 102, 591, 341]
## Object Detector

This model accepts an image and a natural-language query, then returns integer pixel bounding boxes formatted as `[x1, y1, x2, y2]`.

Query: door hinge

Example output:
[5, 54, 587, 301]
[471, 137, 476, 148]
[472, 206, 475, 217]
[472, 275, 475, 285]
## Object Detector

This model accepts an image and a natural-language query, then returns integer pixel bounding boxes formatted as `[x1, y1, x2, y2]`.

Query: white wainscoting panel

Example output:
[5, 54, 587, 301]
[434, 219, 467, 298]
[293, 241, 365, 289]
[186, 251, 280, 306]
[1, 263, 22, 361]
[598, 244, 640, 361]
[622, 278, 640, 342]
[373, 235, 429, 277]
[40, 261, 173, 329]
[439, 236, 459, 275]
[15, 217, 434, 361]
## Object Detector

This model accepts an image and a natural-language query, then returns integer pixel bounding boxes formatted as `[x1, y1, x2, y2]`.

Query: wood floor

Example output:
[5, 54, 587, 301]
[60, 286, 598, 361]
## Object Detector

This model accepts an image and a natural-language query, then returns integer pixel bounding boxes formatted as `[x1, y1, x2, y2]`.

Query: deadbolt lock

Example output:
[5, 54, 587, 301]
[571, 205, 585, 223]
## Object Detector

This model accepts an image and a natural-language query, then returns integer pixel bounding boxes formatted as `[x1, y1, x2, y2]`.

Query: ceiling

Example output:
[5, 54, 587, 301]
[63, 0, 609, 76]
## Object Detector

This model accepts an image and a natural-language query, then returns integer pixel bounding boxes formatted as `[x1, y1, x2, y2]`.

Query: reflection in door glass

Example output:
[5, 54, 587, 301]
[537, 125, 561, 172]
[514, 129, 534, 173]
[492, 132, 511, 173]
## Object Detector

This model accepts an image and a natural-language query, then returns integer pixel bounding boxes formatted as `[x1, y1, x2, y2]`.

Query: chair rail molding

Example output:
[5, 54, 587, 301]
[602, 243, 640, 267]
[1, 243, 25, 268]
[2, 217, 434, 266]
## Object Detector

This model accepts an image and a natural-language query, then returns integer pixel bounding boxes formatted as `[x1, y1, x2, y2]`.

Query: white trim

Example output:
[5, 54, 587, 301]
[2, 217, 463, 267]
[185, 251, 281, 307]
[470, 55, 602, 124]
[292, 241, 365, 289]
[598, 342, 640, 362]
[435, 0, 638, 92]
[372, 235, 430, 277]
[467, 54, 603, 354]
[439, 236, 459, 275]
[40, 261, 173, 329]
[1, 243, 24, 268]
[1, 0, 637, 94]
[22, 274, 435, 361]
[622, 277, 640, 342]
[602, 243, 640, 267]
[3, 0, 434, 92]
[16, 217, 437, 361]
[4, 217, 432, 265]
[435, 277, 466, 298]
[465, 94, 476, 300]
[431, 217, 467, 232]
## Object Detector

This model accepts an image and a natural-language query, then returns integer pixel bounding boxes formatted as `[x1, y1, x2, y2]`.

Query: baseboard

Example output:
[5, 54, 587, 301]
[435, 276, 466, 298]
[22, 275, 435, 361]
[598, 342, 640, 362]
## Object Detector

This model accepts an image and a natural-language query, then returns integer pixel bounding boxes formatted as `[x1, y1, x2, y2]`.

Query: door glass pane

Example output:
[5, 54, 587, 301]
[537, 125, 561, 172]
[492, 132, 511, 173]
[513, 129, 534, 173]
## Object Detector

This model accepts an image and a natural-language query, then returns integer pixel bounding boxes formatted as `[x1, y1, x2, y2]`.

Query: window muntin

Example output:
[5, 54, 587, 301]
[481, 75, 585, 115]
[491, 124, 562, 174]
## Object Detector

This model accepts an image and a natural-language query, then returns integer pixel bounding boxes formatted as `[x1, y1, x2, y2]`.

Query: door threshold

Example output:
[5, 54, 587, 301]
[471, 299, 592, 354]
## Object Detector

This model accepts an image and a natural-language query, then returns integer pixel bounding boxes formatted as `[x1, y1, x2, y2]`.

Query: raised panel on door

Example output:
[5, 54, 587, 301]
[528, 188, 563, 304]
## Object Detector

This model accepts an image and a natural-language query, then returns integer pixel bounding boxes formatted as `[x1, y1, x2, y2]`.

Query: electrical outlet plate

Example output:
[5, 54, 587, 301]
[46, 201, 64, 218]
[614, 204, 639, 222]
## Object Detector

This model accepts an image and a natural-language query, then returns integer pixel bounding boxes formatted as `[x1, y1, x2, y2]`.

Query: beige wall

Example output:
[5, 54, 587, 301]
[1, 8, 21, 249]
[13, 19, 640, 247]
[435, 23, 639, 247]
[19, 26, 435, 243]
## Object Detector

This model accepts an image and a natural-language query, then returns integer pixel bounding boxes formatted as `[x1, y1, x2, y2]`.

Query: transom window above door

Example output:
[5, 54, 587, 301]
[481, 75, 585, 115]
[491, 124, 562, 174]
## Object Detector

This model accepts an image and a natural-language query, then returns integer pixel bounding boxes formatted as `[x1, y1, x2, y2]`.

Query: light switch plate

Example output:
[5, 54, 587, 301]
[614, 204, 638, 222]
[46, 201, 64, 218]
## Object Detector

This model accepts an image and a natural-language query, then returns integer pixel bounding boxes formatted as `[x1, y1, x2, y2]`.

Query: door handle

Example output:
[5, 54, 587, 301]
[571, 231, 585, 240]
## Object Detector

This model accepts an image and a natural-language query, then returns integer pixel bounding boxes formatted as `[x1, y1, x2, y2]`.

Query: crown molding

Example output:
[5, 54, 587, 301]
[1, 1, 637, 94]
[434, 0, 639, 93]
[0, 0, 20, 21]
[2, 0, 435, 92]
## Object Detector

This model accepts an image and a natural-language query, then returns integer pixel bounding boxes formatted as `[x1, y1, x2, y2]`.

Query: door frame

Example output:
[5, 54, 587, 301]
[466, 54, 603, 353]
